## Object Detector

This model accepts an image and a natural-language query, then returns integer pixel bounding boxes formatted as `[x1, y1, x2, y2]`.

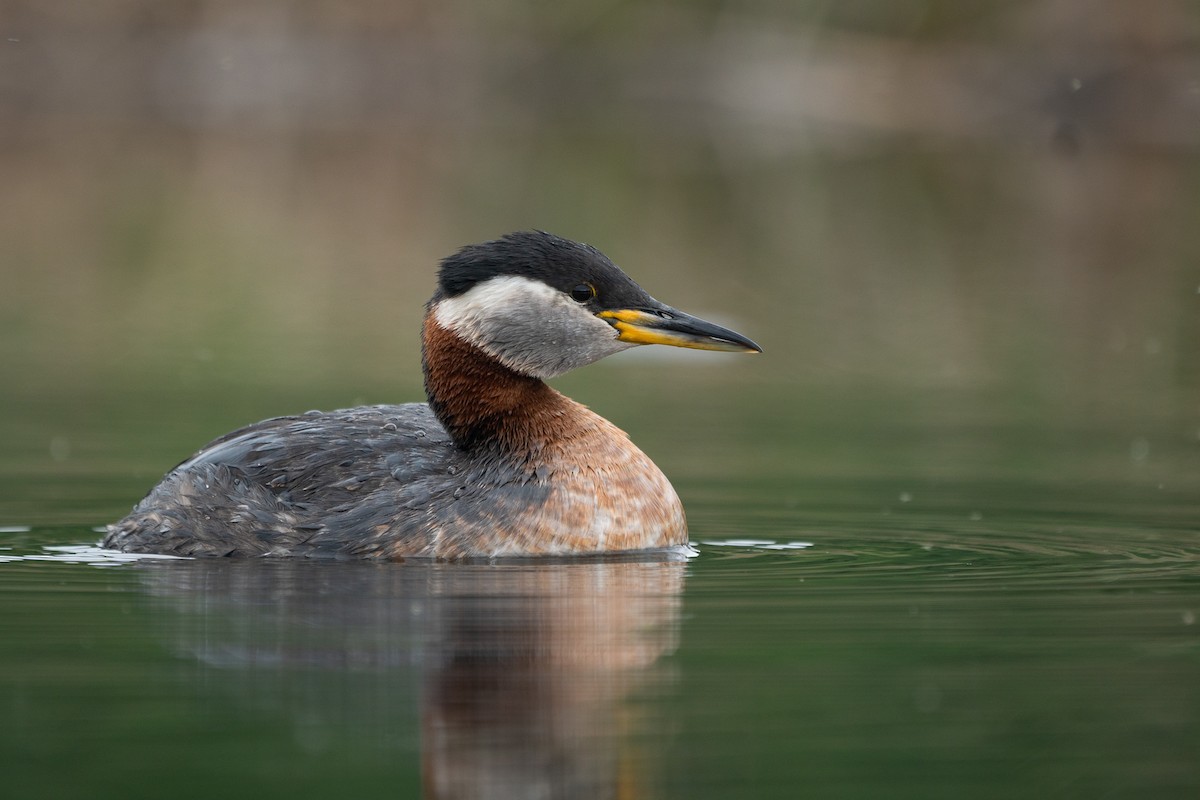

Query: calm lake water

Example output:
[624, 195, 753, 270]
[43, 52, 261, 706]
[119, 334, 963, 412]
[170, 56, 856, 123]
[3, 5, 1199, 796]
[2, 378, 1198, 799]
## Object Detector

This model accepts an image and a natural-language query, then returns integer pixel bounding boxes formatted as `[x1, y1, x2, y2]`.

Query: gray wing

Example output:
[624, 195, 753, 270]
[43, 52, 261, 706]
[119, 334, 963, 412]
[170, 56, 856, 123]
[104, 404, 464, 557]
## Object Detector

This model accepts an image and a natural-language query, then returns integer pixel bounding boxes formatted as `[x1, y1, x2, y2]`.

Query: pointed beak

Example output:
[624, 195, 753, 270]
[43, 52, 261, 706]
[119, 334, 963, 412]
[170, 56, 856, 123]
[597, 307, 762, 353]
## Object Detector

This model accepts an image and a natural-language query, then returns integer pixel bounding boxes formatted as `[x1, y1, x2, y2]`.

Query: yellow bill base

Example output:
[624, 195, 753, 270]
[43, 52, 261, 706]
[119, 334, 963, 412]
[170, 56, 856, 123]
[598, 310, 759, 352]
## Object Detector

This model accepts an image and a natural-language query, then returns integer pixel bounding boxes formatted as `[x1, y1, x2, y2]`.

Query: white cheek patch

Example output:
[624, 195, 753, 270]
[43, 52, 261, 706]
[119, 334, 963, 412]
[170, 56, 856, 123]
[435, 276, 560, 336]
[433, 275, 632, 379]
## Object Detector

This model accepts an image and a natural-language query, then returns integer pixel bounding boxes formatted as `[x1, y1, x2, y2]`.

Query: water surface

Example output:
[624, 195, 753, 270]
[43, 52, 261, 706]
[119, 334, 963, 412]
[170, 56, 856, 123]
[2, 5, 1198, 795]
[2, 420, 1197, 799]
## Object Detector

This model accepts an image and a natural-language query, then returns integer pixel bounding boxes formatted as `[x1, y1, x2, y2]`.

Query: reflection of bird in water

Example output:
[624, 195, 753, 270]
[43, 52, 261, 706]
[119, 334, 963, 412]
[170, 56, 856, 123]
[134, 555, 686, 798]
[421, 560, 684, 798]
[105, 231, 760, 559]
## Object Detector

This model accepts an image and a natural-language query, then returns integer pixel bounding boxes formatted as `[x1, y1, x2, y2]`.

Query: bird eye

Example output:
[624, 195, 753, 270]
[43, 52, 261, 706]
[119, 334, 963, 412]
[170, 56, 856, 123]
[570, 283, 596, 303]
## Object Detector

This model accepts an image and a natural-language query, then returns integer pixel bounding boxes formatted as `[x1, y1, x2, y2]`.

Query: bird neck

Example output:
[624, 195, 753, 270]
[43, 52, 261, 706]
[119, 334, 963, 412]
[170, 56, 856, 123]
[421, 314, 580, 456]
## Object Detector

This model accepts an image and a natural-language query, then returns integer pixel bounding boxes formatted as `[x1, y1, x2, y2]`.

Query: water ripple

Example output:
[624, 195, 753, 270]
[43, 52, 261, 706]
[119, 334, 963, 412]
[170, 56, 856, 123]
[0, 544, 186, 566]
[691, 516, 1200, 593]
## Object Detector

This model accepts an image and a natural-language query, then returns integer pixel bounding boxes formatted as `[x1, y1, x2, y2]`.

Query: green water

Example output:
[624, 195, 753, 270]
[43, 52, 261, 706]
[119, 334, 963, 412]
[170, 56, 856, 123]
[3, 5, 1199, 795]
[2, 379, 1198, 799]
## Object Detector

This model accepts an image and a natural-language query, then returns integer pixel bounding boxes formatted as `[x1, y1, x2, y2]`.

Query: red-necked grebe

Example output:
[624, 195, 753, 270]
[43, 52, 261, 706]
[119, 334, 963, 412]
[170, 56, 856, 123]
[103, 231, 761, 558]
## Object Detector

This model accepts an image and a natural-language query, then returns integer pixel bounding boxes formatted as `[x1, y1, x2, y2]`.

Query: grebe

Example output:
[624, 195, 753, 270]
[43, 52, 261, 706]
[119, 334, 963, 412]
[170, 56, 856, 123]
[103, 232, 761, 559]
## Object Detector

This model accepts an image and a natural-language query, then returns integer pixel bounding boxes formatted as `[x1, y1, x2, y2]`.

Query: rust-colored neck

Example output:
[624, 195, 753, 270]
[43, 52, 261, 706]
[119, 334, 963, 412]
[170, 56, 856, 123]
[422, 314, 578, 456]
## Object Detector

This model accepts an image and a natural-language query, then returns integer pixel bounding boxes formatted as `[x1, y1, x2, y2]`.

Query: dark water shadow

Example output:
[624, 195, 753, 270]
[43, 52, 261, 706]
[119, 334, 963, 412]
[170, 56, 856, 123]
[127, 553, 686, 798]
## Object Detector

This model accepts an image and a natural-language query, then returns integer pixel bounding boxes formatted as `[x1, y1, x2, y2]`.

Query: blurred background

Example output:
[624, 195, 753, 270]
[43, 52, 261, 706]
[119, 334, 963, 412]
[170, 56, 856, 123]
[2, 5, 1199, 797]
[1, 0, 1198, 518]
